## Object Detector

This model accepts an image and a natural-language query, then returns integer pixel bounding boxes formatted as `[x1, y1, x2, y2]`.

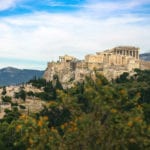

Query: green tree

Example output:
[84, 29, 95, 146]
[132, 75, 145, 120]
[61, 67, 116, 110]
[15, 89, 26, 101]
[1, 86, 6, 95]
[1, 96, 12, 103]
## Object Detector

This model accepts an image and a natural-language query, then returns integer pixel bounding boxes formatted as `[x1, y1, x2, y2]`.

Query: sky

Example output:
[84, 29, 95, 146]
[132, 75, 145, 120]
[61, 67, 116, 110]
[0, 0, 150, 70]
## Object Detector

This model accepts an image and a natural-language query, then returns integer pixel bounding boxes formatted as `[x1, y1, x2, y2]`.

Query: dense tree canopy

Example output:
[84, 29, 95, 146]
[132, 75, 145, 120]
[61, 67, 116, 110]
[0, 69, 150, 149]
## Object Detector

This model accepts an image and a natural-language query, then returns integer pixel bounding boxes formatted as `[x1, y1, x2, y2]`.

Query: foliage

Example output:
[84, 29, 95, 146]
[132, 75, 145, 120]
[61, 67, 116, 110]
[1, 107, 20, 124]
[116, 72, 129, 83]
[29, 77, 63, 101]
[1, 96, 12, 103]
[14, 88, 26, 101]
[29, 77, 47, 88]
[1, 86, 7, 95]
[0, 70, 149, 149]
[27, 91, 35, 97]
[19, 105, 26, 110]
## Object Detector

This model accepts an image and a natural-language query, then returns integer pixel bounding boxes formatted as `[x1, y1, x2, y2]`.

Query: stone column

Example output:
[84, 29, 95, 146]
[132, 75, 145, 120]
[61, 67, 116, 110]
[134, 51, 136, 58]
[131, 51, 133, 57]
[127, 50, 129, 56]
[133, 51, 135, 58]
[136, 51, 139, 59]
[125, 50, 126, 56]
[108, 54, 110, 64]
[120, 50, 122, 55]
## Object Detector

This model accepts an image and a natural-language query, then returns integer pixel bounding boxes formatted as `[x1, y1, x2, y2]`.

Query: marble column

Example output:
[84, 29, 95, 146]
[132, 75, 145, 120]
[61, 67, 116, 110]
[133, 51, 135, 58]
[136, 51, 139, 59]
[132, 51, 133, 57]
[125, 50, 127, 56]
[120, 50, 122, 55]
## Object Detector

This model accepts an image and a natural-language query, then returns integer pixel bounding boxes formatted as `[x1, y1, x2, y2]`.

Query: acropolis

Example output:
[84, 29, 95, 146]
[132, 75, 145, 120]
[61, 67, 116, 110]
[43, 46, 150, 87]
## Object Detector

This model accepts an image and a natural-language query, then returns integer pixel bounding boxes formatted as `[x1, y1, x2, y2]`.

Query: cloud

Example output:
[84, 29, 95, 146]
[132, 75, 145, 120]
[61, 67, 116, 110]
[0, 12, 149, 61]
[0, 0, 21, 11]
[81, 0, 150, 17]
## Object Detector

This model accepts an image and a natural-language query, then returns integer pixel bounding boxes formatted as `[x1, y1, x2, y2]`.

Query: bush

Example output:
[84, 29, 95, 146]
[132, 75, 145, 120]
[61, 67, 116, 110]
[19, 105, 26, 109]
[2, 96, 12, 103]
[15, 89, 26, 101]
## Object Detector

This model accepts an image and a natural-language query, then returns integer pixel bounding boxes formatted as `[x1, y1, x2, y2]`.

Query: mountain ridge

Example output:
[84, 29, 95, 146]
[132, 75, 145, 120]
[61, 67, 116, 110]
[0, 67, 44, 86]
[140, 53, 150, 61]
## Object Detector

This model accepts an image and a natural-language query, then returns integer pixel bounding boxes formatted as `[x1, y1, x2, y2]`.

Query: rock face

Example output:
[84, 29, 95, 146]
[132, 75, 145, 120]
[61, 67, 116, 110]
[43, 46, 150, 88]
[140, 60, 150, 70]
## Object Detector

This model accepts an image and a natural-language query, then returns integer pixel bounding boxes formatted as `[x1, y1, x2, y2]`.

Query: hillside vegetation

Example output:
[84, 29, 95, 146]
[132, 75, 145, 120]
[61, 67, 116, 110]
[0, 69, 150, 150]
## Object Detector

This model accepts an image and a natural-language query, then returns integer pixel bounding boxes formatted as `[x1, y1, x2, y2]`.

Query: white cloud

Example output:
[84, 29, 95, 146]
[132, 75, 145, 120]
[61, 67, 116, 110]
[0, 12, 149, 63]
[0, 0, 20, 10]
[81, 0, 150, 17]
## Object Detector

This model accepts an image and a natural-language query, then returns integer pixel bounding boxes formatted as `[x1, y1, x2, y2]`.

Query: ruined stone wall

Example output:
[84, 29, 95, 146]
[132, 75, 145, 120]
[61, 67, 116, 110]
[127, 59, 140, 71]
[85, 54, 104, 63]
[59, 55, 76, 62]
[87, 63, 103, 70]
[85, 52, 139, 70]
[140, 60, 150, 70]
[75, 61, 88, 69]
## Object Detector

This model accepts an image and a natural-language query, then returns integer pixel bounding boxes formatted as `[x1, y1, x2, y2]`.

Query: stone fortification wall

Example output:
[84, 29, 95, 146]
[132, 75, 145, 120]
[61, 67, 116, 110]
[43, 46, 149, 88]
[140, 60, 150, 70]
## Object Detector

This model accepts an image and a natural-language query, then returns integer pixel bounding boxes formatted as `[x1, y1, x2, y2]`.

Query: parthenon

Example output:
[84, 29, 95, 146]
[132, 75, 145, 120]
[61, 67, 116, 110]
[111, 46, 139, 59]
[85, 46, 140, 68]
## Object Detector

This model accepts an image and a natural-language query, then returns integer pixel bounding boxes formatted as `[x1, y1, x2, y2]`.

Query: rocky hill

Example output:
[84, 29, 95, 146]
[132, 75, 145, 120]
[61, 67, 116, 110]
[44, 48, 150, 88]
[0, 67, 44, 86]
[140, 53, 150, 61]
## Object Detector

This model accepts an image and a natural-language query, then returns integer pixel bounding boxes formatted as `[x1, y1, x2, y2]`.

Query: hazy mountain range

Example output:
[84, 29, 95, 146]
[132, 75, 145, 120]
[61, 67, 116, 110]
[0, 67, 44, 86]
[140, 53, 150, 61]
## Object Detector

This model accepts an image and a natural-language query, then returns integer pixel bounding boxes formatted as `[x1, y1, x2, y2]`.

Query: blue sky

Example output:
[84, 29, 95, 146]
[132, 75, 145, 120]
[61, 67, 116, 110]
[0, 0, 150, 69]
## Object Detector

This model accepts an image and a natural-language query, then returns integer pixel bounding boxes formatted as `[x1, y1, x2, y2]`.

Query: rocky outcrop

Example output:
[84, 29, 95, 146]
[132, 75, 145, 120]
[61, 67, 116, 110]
[43, 47, 150, 88]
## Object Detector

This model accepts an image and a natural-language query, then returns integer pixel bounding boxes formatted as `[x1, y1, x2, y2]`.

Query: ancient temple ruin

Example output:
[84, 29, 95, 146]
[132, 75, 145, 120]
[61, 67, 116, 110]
[43, 46, 149, 88]
[110, 46, 139, 59]
[85, 46, 139, 65]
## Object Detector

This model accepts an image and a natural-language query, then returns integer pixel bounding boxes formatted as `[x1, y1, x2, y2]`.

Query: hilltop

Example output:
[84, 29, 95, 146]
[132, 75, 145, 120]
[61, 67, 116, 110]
[43, 46, 150, 88]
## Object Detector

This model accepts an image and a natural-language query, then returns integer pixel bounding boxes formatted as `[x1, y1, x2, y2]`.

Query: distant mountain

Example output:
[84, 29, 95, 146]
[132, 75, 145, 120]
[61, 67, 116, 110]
[140, 53, 150, 61]
[0, 67, 44, 86]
